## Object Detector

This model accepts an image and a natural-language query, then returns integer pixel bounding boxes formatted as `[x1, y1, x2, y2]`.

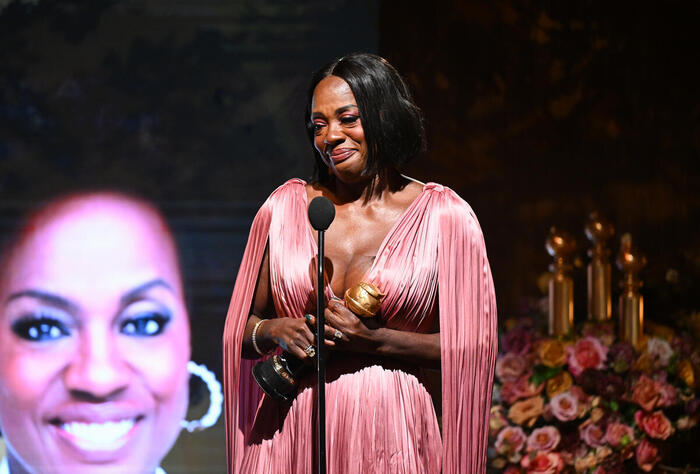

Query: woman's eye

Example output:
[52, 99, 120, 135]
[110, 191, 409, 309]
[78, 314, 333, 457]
[312, 122, 325, 134]
[11, 316, 70, 342]
[340, 115, 359, 125]
[120, 312, 171, 337]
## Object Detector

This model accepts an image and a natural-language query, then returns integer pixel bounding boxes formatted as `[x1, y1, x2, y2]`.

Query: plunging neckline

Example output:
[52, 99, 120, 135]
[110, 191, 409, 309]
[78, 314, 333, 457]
[301, 180, 429, 298]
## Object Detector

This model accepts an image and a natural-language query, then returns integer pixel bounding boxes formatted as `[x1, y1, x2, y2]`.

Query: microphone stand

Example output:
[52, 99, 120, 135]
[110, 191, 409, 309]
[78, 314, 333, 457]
[315, 228, 327, 474]
[308, 195, 333, 474]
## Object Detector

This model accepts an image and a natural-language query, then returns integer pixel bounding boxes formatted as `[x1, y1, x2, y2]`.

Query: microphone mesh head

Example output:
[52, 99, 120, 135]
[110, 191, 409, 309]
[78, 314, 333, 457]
[308, 196, 335, 231]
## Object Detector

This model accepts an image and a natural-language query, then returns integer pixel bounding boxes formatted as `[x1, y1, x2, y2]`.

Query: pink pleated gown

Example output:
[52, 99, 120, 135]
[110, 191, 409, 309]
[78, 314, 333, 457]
[223, 179, 497, 473]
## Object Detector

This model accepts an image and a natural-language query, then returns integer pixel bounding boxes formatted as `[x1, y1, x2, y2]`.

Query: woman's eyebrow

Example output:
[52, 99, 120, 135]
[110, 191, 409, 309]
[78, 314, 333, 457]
[335, 104, 358, 114]
[311, 104, 358, 119]
[120, 278, 174, 305]
[5, 289, 80, 313]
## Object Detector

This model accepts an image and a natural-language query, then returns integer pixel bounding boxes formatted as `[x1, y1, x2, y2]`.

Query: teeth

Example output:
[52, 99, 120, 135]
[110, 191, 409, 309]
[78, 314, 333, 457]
[60, 419, 135, 449]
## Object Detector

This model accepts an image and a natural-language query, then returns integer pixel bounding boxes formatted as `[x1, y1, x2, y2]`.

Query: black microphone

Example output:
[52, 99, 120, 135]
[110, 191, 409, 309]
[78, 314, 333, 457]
[308, 196, 335, 474]
[308, 196, 335, 231]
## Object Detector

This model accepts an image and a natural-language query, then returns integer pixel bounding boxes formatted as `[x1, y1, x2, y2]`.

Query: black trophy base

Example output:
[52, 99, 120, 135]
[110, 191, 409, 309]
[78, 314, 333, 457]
[252, 353, 311, 402]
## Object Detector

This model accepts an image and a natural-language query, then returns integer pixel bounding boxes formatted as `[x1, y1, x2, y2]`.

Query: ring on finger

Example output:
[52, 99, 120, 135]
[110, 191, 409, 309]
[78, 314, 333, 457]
[333, 329, 344, 341]
[304, 345, 316, 358]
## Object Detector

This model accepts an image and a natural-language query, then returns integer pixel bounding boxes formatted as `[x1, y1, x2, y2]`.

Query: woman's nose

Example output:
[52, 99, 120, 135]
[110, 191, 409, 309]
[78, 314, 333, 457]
[64, 328, 131, 400]
[323, 120, 344, 145]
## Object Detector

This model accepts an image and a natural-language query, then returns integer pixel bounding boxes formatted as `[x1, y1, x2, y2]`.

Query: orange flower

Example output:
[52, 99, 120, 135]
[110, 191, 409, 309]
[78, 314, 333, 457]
[545, 371, 573, 398]
[631, 375, 661, 412]
[538, 339, 567, 368]
[633, 351, 652, 373]
[677, 359, 696, 389]
[508, 396, 544, 427]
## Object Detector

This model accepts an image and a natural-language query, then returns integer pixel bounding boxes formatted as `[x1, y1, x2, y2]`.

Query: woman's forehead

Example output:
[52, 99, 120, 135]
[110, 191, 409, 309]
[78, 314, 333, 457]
[4, 195, 181, 295]
[312, 76, 356, 109]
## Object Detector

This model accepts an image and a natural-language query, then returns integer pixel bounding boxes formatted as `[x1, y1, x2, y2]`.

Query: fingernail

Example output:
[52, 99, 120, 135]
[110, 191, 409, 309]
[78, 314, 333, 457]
[305, 314, 312, 322]
[331, 296, 342, 301]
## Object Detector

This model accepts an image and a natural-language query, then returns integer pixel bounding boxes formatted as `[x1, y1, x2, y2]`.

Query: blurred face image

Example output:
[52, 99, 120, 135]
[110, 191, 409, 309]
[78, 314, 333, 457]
[0, 194, 191, 474]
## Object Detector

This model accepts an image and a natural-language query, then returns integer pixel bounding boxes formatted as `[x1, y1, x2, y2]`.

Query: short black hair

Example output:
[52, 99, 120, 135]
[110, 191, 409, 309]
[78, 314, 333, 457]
[305, 53, 426, 188]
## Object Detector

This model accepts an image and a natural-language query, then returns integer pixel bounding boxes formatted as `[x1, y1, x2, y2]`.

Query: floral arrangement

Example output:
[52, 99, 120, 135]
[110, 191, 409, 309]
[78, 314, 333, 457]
[488, 318, 700, 473]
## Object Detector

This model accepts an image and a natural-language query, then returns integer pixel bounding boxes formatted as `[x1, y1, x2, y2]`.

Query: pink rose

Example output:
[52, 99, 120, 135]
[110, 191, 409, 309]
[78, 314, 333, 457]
[579, 420, 606, 447]
[496, 426, 527, 462]
[567, 336, 609, 376]
[656, 381, 677, 408]
[497, 353, 528, 383]
[631, 375, 661, 411]
[520, 451, 564, 474]
[635, 410, 674, 440]
[646, 337, 674, 367]
[604, 422, 635, 448]
[635, 438, 660, 472]
[550, 391, 579, 421]
[526, 426, 561, 452]
[501, 374, 545, 404]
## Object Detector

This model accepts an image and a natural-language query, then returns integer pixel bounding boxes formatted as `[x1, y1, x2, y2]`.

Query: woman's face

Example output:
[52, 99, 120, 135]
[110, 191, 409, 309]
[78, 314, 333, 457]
[311, 75, 368, 183]
[0, 196, 190, 474]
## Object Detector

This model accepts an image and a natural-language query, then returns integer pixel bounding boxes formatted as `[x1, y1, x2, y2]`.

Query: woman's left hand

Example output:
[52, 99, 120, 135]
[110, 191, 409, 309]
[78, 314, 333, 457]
[308, 298, 379, 353]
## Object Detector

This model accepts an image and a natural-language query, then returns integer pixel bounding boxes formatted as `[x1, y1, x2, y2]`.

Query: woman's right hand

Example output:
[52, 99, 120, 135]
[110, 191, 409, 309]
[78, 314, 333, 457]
[259, 317, 319, 360]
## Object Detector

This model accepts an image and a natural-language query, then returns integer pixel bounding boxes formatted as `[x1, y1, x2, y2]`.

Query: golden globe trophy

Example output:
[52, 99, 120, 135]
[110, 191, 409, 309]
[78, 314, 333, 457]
[616, 234, 646, 348]
[344, 282, 385, 317]
[546, 227, 576, 336]
[585, 212, 614, 321]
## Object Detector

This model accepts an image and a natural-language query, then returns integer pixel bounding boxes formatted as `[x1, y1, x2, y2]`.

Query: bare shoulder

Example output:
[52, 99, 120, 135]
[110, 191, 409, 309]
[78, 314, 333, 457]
[395, 176, 425, 205]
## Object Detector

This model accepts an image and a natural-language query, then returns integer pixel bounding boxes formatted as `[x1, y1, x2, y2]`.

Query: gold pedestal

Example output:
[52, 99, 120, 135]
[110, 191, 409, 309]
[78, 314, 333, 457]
[585, 212, 614, 321]
[549, 273, 574, 336]
[616, 234, 646, 347]
[588, 260, 611, 321]
[619, 291, 644, 348]
[546, 227, 576, 337]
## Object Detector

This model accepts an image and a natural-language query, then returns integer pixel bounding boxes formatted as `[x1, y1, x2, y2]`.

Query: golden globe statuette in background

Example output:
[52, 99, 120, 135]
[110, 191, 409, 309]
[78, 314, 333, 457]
[546, 227, 576, 336]
[344, 281, 385, 317]
[585, 212, 614, 321]
[617, 234, 646, 348]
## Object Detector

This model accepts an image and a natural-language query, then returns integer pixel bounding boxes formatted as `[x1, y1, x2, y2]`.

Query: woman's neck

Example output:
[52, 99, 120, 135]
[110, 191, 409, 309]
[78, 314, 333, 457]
[327, 168, 406, 204]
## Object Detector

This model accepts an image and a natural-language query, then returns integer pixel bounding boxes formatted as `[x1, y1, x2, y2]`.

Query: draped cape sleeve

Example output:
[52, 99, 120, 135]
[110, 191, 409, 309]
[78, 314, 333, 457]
[222, 180, 305, 473]
[435, 186, 498, 472]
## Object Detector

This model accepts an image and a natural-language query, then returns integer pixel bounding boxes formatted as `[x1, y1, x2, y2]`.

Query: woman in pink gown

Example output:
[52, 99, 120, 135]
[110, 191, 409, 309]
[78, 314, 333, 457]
[223, 53, 497, 473]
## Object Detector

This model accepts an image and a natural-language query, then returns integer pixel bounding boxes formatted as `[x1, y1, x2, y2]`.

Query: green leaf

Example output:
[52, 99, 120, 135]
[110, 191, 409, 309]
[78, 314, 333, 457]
[609, 400, 619, 412]
[529, 365, 563, 386]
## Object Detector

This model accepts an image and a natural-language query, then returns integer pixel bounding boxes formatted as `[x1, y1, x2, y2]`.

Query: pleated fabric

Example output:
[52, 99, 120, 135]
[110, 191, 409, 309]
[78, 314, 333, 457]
[222, 179, 497, 473]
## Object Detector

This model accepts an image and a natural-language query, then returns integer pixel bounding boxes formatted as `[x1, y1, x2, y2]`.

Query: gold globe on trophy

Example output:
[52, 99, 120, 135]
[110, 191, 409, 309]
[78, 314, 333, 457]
[344, 281, 385, 317]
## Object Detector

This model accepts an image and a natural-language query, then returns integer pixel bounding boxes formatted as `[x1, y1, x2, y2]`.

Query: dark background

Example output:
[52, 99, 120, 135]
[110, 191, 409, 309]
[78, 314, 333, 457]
[1, 1, 698, 471]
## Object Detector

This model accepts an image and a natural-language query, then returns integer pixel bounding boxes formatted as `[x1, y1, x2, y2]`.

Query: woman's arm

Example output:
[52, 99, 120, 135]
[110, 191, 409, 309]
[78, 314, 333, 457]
[240, 245, 321, 361]
[312, 298, 440, 368]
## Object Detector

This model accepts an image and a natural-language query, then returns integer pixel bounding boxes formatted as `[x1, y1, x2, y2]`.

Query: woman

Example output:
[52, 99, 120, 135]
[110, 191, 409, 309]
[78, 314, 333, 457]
[0, 192, 196, 474]
[223, 53, 497, 473]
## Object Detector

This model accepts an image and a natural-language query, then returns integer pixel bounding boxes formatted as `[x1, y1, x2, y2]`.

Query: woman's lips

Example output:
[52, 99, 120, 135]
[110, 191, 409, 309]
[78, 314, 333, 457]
[46, 403, 146, 460]
[328, 148, 356, 165]
[48, 416, 143, 462]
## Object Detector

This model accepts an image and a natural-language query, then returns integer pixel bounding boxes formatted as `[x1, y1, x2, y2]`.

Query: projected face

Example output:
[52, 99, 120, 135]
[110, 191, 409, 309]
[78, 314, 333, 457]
[0, 195, 190, 474]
